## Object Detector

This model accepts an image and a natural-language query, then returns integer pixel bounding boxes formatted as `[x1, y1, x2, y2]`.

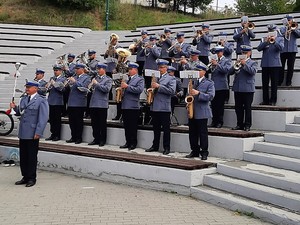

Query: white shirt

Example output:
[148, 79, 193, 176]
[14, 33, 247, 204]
[29, 92, 38, 101]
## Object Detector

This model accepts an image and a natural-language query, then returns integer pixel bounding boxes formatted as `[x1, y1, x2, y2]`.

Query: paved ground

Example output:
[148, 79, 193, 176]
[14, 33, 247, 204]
[0, 166, 272, 225]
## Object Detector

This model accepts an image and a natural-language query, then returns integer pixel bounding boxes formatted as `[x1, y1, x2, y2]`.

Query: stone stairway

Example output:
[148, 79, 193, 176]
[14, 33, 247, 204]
[191, 116, 300, 224]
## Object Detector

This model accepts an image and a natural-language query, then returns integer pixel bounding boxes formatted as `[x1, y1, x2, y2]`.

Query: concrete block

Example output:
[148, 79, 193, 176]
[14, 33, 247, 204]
[254, 141, 300, 159]
[264, 132, 300, 147]
[286, 124, 300, 133]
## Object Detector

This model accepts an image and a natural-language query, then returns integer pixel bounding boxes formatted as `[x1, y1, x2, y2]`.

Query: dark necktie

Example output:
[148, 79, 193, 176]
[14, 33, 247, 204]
[128, 76, 131, 84]
[27, 96, 31, 103]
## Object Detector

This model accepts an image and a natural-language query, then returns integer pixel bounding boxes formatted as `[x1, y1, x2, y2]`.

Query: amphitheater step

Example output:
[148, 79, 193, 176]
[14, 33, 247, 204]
[295, 116, 300, 123]
[191, 186, 300, 225]
[264, 132, 300, 147]
[286, 123, 300, 133]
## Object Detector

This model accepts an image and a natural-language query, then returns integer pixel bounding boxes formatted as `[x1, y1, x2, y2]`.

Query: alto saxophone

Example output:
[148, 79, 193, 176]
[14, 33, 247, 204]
[146, 73, 157, 105]
[115, 75, 124, 103]
[185, 77, 194, 119]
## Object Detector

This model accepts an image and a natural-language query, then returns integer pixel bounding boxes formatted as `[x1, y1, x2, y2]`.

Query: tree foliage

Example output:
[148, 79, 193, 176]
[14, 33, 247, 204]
[235, 0, 294, 15]
[294, 0, 300, 11]
[54, 0, 101, 9]
[158, 0, 212, 14]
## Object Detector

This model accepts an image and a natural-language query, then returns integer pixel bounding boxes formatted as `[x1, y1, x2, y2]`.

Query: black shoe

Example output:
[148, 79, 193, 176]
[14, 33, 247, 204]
[145, 147, 158, 152]
[201, 155, 208, 160]
[163, 149, 170, 155]
[66, 138, 75, 143]
[232, 126, 244, 131]
[88, 140, 99, 145]
[15, 178, 27, 185]
[200, 151, 208, 160]
[120, 144, 129, 149]
[128, 145, 136, 150]
[185, 152, 199, 158]
[209, 123, 216, 128]
[52, 137, 60, 141]
[75, 139, 82, 144]
[270, 102, 276, 106]
[112, 116, 121, 121]
[244, 127, 250, 131]
[286, 82, 292, 86]
[99, 142, 105, 147]
[215, 124, 222, 128]
[45, 136, 54, 141]
[259, 102, 269, 105]
[25, 180, 36, 187]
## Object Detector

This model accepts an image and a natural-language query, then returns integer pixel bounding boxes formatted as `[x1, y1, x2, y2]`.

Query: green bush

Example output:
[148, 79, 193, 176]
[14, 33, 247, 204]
[54, 0, 101, 9]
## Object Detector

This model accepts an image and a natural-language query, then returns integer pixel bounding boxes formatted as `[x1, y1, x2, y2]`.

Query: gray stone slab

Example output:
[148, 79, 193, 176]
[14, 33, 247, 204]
[264, 132, 300, 147]
[254, 141, 300, 159]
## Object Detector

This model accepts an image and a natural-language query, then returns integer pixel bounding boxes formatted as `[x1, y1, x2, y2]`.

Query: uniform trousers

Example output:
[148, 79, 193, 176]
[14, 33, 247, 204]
[188, 118, 209, 155]
[123, 109, 140, 147]
[90, 108, 108, 144]
[68, 106, 85, 141]
[234, 92, 254, 128]
[198, 56, 209, 78]
[211, 90, 228, 125]
[151, 111, 171, 150]
[280, 52, 296, 86]
[262, 67, 280, 104]
[49, 105, 63, 138]
[19, 139, 39, 182]
[137, 61, 145, 76]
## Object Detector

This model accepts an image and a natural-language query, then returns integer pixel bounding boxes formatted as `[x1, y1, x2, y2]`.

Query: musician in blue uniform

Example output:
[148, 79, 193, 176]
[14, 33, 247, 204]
[34, 69, 47, 96]
[233, 16, 256, 55]
[167, 66, 183, 115]
[157, 27, 174, 63]
[119, 62, 145, 150]
[229, 45, 258, 131]
[135, 30, 149, 75]
[257, 24, 284, 105]
[279, 14, 300, 86]
[45, 64, 66, 141]
[104, 33, 121, 77]
[146, 59, 176, 155]
[142, 35, 162, 88]
[88, 63, 112, 146]
[185, 63, 215, 160]
[192, 23, 214, 65]
[209, 46, 232, 128]
[218, 32, 234, 59]
[66, 63, 91, 144]
[10, 80, 49, 187]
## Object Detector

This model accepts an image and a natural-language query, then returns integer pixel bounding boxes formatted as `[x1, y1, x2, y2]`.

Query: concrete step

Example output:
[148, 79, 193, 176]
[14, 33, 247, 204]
[203, 174, 300, 212]
[286, 123, 300, 133]
[253, 141, 300, 159]
[244, 151, 300, 172]
[295, 116, 300, 124]
[264, 132, 300, 147]
[217, 161, 300, 194]
[191, 186, 300, 225]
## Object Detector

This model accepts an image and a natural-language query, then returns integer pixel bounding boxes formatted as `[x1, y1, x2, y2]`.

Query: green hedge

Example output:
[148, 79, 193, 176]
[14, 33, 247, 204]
[54, 0, 102, 9]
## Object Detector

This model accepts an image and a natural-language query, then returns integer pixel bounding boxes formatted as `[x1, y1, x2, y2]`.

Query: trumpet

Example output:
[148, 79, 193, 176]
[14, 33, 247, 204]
[167, 41, 180, 53]
[146, 73, 157, 105]
[233, 61, 242, 71]
[185, 76, 194, 119]
[285, 21, 298, 40]
[45, 78, 55, 90]
[63, 77, 73, 88]
[269, 36, 275, 44]
[244, 21, 255, 30]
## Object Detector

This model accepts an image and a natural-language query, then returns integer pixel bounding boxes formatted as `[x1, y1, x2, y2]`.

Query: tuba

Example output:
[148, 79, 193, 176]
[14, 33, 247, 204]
[185, 76, 194, 119]
[146, 73, 157, 105]
[56, 54, 69, 70]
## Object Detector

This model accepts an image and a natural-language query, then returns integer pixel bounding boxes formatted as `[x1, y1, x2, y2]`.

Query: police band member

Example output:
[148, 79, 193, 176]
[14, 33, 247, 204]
[34, 69, 47, 96]
[141, 35, 162, 88]
[192, 23, 214, 65]
[119, 62, 145, 150]
[157, 27, 174, 63]
[217, 32, 234, 59]
[146, 59, 176, 155]
[167, 66, 183, 115]
[10, 80, 49, 187]
[64, 53, 76, 77]
[257, 24, 284, 106]
[135, 30, 149, 75]
[104, 33, 121, 77]
[66, 63, 91, 144]
[279, 14, 300, 86]
[209, 46, 232, 128]
[233, 16, 256, 55]
[88, 63, 113, 146]
[185, 63, 215, 160]
[229, 45, 258, 131]
[169, 32, 191, 73]
[45, 64, 66, 141]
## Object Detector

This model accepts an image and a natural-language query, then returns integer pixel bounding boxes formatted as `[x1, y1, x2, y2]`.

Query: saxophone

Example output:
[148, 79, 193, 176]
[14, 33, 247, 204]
[185, 77, 194, 119]
[115, 75, 124, 103]
[146, 73, 157, 105]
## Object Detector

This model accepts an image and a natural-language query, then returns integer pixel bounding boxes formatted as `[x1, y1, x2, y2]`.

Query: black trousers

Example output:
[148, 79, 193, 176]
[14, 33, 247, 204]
[106, 72, 113, 100]
[19, 139, 39, 182]
[90, 108, 108, 144]
[49, 105, 63, 138]
[188, 118, 209, 155]
[280, 52, 296, 85]
[211, 90, 228, 125]
[123, 109, 140, 146]
[262, 67, 280, 104]
[68, 106, 85, 141]
[62, 87, 70, 116]
[137, 61, 145, 76]
[151, 111, 171, 150]
[171, 96, 179, 114]
[199, 56, 209, 65]
[234, 92, 254, 128]
[85, 92, 92, 117]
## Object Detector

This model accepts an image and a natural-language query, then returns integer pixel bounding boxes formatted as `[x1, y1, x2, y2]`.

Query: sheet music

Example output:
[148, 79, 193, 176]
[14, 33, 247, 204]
[179, 70, 199, 79]
[112, 73, 128, 80]
[144, 69, 160, 78]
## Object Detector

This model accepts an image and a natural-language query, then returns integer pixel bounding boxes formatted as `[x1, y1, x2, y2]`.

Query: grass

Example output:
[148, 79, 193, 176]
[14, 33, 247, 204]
[0, 0, 236, 30]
